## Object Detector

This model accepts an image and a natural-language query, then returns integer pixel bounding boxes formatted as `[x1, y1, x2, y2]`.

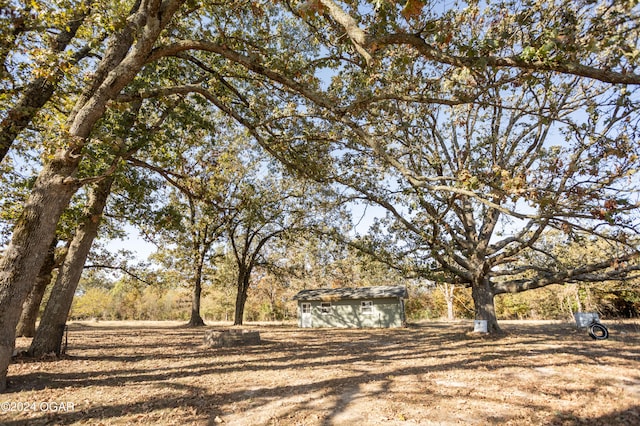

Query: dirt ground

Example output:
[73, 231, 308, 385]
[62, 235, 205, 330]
[2, 319, 639, 425]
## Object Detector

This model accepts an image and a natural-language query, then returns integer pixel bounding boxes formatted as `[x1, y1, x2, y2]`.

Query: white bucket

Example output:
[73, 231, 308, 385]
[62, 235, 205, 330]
[574, 312, 599, 328]
[473, 320, 488, 333]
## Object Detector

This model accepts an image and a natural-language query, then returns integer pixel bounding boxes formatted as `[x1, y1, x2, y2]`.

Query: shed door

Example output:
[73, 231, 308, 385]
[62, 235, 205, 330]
[301, 303, 312, 328]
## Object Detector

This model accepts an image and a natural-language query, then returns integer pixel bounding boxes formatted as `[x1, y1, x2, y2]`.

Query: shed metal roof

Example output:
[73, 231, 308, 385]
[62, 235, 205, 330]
[292, 285, 408, 301]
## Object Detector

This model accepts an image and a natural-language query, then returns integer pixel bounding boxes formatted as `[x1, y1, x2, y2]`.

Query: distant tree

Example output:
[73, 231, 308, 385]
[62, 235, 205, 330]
[438, 283, 457, 321]
[227, 175, 296, 325]
[148, 192, 226, 327]
[128, 111, 254, 326]
[70, 287, 114, 320]
[226, 161, 346, 325]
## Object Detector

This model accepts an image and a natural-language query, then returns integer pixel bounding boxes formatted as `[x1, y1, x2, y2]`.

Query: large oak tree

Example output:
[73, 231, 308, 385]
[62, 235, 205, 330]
[339, 69, 640, 333]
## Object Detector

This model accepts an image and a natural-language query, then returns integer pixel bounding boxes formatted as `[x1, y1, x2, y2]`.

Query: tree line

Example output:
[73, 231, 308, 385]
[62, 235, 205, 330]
[68, 261, 639, 323]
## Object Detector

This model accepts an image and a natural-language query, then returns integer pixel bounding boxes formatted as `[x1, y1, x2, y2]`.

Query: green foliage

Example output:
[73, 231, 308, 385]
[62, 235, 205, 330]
[405, 291, 435, 320]
[201, 287, 236, 321]
[71, 287, 113, 320]
[71, 273, 192, 321]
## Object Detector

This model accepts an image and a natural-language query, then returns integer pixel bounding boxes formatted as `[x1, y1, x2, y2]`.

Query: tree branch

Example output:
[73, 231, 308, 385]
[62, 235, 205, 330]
[83, 263, 156, 286]
[375, 33, 640, 85]
[318, 0, 371, 65]
[493, 252, 640, 294]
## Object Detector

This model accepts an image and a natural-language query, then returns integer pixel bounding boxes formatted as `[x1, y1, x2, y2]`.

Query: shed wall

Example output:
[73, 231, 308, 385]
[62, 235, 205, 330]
[297, 298, 404, 328]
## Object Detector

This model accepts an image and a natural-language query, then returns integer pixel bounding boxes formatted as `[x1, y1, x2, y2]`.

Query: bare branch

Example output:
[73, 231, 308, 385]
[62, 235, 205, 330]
[83, 263, 155, 286]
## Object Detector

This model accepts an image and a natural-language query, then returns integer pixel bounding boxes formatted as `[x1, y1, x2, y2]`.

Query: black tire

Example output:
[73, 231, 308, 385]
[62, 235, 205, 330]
[589, 323, 609, 340]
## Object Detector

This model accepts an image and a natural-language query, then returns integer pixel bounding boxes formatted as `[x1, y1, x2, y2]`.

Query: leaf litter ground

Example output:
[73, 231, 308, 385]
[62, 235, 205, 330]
[3, 320, 639, 425]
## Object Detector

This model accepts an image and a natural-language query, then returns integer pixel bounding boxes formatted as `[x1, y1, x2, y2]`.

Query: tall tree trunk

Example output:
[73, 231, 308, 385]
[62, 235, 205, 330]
[233, 269, 250, 326]
[30, 177, 114, 357]
[0, 155, 82, 391]
[15, 239, 60, 337]
[471, 277, 501, 334]
[187, 258, 205, 327]
[446, 284, 455, 321]
[438, 283, 456, 321]
[0, 0, 184, 391]
[30, 98, 139, 355]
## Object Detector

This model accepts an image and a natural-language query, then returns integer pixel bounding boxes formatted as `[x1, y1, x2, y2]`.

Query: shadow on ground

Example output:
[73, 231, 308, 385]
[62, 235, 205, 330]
[3, 320, 639, 425]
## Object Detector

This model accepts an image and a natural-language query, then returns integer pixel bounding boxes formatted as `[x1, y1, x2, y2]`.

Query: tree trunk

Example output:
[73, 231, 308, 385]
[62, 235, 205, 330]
[471, 277, 501, 334]
[0, 155, 82, 391]
[575, 285, 583, 313]
[30, 177, 114, 357]
[233, 270, 250, 326]
[446, 286, 455, 321]
[187, 262, 205, 327]
[438, 283, 456, 321]
[15, 239, 60, 337]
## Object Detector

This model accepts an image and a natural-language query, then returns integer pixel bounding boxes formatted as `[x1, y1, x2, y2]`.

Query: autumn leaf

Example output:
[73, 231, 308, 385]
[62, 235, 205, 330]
[298, 0, 327, 19]
[401, 0, 426, 20]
